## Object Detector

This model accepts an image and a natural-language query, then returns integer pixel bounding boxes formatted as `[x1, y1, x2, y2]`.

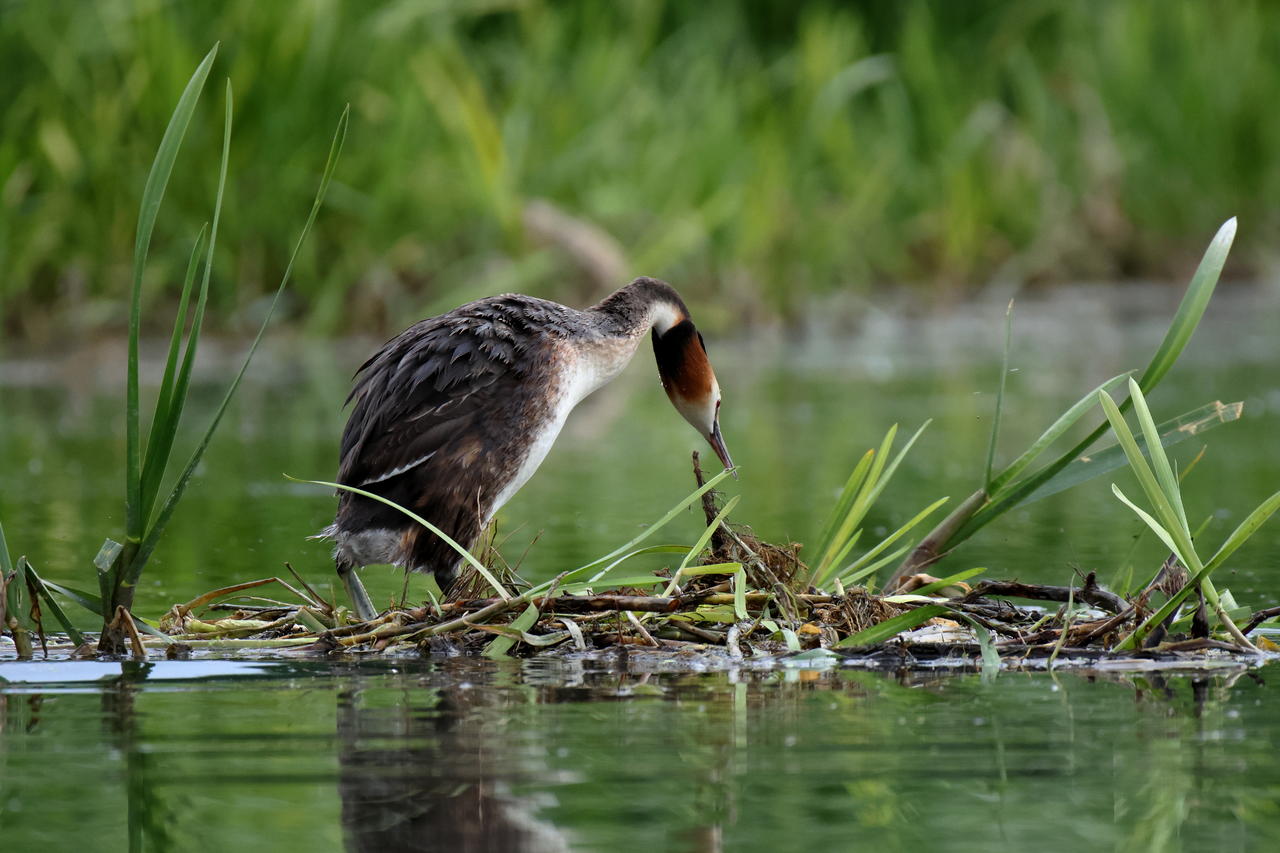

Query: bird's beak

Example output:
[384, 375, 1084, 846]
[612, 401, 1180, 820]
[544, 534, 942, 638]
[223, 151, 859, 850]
[708, 420, 737, 479]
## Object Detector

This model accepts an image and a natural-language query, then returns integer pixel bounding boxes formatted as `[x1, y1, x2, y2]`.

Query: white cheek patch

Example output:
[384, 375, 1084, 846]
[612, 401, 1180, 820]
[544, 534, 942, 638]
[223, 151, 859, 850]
[650, 301, 683, 336]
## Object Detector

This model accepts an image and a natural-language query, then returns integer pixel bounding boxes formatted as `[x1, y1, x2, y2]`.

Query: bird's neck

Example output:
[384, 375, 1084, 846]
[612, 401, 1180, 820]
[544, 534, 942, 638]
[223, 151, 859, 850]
[587, 277, 690, 338]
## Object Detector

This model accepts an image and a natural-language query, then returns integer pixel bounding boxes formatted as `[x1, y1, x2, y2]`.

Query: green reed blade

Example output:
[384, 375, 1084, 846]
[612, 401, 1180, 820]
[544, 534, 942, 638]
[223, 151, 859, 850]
[1098, 390, 1196, 560]
[143, 80, 234, 528]
[813, 448, 874, 566]
[818, 421, 931, 579]
[984, 299, 1013, 487]
[585, 545, 690, 585]
[821, 495, 949, 589]
[40, 579, 105, 617]
[138, 224, 208, 526]
[125, 44, 218, 549]
[1110, 485, 1189, 570]
[836, 542, 913, 590]
[1128, 379, 1189, 533]
[819, 431, 895, 574]
[820, 530, 864, 585]
[132, 106, 348, 584]
[678, 495, 741, 572]
[925, 220, 1236, 559]
[25, 563, 86, 646]
[986, 372, 1132, 496]
[483, 601, 540, 659]
[139, 78, 233, 529]
[0, 518, 11, 575]
[1018, 400, 1241, 505]
[560, 575, 669, 594]
[1137, 218, 1235, 391]
[567, 466, 735, 577]
[664, 495, 741, 595]
[834, 604, 948, 648]
[297, 477, 509, 600]
[1204, 490, 1280, 574]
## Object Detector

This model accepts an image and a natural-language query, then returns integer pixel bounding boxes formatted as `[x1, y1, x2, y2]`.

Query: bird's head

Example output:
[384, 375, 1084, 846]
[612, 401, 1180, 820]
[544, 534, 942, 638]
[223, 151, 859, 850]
[651, 313, 734, 474]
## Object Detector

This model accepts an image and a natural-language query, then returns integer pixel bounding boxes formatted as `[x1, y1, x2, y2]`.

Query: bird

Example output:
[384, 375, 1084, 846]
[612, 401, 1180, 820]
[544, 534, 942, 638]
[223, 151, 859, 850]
[321, 276, 733, 620]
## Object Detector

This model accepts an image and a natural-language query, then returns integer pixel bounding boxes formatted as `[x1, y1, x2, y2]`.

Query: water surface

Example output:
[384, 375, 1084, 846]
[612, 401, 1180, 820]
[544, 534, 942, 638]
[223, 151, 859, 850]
[3, 285, 1280, 849]
[2, 657, 1277, 851]
[3, 285, 1279, 616]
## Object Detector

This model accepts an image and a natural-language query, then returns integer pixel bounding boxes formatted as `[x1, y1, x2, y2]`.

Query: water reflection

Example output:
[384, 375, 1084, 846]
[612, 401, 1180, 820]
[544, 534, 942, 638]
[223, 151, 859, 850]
[2, 659, 1278, 851]
[337, 676, 570, 852]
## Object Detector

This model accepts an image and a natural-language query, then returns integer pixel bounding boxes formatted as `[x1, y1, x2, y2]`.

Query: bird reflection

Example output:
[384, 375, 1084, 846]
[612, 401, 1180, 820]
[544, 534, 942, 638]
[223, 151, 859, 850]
[336, 680, 569, 853]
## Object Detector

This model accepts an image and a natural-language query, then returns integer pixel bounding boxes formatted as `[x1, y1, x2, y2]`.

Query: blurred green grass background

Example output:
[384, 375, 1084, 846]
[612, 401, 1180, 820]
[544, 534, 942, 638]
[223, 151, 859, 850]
[3, 0, 1279, 339]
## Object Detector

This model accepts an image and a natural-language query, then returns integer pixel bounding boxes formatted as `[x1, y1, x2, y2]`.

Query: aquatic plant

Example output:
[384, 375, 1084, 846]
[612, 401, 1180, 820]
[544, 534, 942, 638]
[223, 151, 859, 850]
[76, 45, 347, 653]
[886, 219, 1241, 589]
[804, 422, 948, 592]
[1100, 379, 1280, 651]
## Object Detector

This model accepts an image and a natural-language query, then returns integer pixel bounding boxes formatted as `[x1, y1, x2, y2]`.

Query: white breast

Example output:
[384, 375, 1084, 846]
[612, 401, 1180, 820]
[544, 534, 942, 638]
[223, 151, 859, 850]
[487, 345, 632, 518]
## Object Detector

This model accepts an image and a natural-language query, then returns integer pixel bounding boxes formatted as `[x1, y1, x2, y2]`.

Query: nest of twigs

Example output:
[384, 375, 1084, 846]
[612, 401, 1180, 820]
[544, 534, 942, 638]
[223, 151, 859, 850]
[52, 454, 1273, 669]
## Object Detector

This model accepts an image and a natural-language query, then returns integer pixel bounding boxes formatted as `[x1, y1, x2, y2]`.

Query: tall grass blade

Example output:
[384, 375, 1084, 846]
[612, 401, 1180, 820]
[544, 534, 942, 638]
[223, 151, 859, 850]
[585, 545, 690, 585]
[836, 542, 913, 589]
[915, 220, 1236, 566]
[39, 579, 104, 617]
[1110, 485, 1187, 567]
[139, 80, 233, 527]
[678, 495, 741, 573]
[1137, 218, 1236, 391]
[294, 476, 509, 599]
[567, 467, 734, 576]
[662, 496, 741, 596]
[138, 225, 208, 525]
[1020, 400, 1241, 504]
[984, 300, 1013, 487]
[833, 604, 948, 648]
[813, 448, 874, 564]
[818, 531, 864, 584]
[132, 106, 349, 582]
[25, 563, 86, 646]
[125, 44, 218, 550]
[0, 519, 11, 575]
[1203, 491, 1280, 573]
[818, 429, 897, 574]
[821, 495, 949, 589]
[817, 421, 930, 579]
[483, 602, 539, 659]
[986, 372, 1132, 495]
[1128, 378, 1189, 532]
[1098, 390, 1195, 560]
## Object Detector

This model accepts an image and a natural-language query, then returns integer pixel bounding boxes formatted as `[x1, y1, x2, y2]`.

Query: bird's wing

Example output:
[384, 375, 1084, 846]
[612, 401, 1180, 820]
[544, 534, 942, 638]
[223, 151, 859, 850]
[337, 305, 546, 489]
[337, 298, 568, 489]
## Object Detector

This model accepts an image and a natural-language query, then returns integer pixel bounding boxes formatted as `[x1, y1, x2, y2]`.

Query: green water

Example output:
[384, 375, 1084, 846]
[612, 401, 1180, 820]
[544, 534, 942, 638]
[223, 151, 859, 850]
[3, 286, 1280, 848]
[1, 658, 1277, 851]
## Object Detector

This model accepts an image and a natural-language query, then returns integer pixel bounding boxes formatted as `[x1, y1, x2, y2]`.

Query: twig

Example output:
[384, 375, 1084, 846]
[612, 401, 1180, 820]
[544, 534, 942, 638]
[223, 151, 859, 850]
[285, 562, 329, 611]
[626, 610, 660, 647]
[666, 620, 725, 643]
[962, 577, 1127, 615]
[1241, 605, 1280, 636]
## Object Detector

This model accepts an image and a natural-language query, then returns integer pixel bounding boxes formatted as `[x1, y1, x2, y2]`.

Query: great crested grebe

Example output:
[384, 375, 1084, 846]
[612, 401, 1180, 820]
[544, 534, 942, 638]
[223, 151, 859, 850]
[322, 276, 733, 619]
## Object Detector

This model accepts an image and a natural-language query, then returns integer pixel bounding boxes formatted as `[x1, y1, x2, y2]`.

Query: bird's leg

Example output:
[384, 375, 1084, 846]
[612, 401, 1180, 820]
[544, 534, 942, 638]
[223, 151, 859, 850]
[337, 560, 378, 623]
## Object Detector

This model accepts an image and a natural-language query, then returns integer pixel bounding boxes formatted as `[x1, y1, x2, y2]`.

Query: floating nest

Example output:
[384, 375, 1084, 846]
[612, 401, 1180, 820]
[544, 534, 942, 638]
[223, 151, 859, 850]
[15, 457, 1278, 670]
